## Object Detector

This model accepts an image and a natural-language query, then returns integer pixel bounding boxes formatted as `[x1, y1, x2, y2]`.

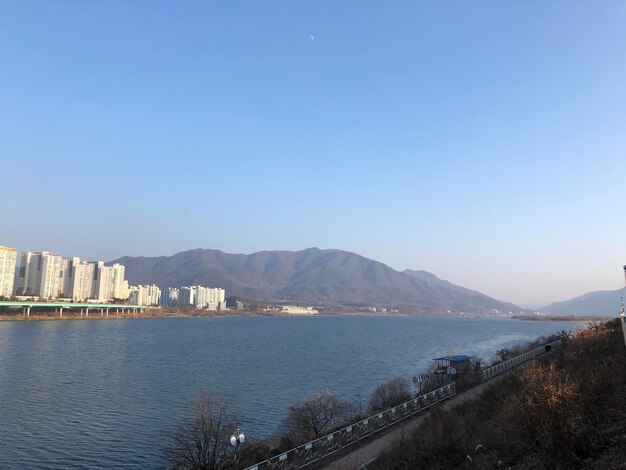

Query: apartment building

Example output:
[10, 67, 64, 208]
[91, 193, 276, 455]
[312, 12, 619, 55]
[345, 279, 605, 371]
[15, 251, 130, 301]
[0, 246, 17, 297]
[128, 284, 161, 306]
[163, 285, 226, 310]
[15, 251, 65, 298]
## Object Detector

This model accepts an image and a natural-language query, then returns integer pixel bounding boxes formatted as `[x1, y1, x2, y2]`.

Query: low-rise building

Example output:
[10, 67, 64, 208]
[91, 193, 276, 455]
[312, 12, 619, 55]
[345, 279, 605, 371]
[280, 305, 319, 315]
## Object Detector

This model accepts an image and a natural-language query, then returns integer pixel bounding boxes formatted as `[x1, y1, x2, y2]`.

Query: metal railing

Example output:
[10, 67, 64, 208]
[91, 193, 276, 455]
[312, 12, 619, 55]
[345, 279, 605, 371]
[244, 338, 562, 470]
[243, 383, 456, 470]
[481, 339, 561, 381]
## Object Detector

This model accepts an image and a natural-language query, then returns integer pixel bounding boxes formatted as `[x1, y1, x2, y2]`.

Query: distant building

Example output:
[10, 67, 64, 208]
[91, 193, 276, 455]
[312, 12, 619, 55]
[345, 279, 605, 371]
[93, 262, 128, 301]
[15, 251, 65, 299]
[0, 246, 17, 297]
[163, 285, 226, 309]
[129, 284, 161, 306]
[192, 286, 225, 309]
[178, 286, 194, 306]
[226, 297, 243, 309]
[162, 287, 179, 305]
[15, 250, 130, 301]
[71, 260, 96, 301]
[280, 305, 319, 315]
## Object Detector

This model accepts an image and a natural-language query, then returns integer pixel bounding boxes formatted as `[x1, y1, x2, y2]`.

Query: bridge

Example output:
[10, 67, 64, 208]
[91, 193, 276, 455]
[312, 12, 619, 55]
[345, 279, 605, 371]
[0, 301, 147, 318]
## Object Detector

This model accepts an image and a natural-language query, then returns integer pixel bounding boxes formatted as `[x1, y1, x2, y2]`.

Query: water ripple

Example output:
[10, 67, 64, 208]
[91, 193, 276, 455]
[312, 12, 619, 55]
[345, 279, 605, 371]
[0, 316, 579, 469]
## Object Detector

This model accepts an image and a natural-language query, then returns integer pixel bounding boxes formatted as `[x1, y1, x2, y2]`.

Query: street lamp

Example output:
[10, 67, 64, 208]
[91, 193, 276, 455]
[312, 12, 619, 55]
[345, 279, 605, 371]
[230, 428, 245, 470]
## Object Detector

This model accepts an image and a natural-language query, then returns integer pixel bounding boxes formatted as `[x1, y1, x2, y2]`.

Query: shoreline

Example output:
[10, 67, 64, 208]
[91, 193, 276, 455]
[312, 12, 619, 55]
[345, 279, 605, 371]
[0, 310, 432, 321]
[0, 310, 596, 322]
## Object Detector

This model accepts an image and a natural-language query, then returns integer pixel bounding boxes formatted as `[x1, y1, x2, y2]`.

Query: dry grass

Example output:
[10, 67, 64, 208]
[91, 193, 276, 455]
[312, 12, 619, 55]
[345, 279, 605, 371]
[374, 319, 626, 469]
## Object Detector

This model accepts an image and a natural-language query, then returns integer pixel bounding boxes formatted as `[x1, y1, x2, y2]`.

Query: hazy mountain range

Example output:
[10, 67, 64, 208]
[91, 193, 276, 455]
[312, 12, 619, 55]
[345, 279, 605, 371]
[112, 248, 521, 313]
[541, 287, 626, 317]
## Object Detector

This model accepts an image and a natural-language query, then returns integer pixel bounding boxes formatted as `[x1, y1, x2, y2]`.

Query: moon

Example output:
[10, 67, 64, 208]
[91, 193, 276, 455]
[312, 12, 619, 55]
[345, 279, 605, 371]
[310, 34, 315, 41]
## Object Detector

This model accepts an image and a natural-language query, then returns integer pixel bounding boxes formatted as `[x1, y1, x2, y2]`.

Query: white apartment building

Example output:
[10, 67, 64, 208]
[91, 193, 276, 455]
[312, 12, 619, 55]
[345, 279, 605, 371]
[15, 251, 130, 302]
[39, 253, 65, 299]
[0, 246, 17, 297]
[164, 285, 226, 310]
[93, 262, 129, 301]
[15, 251, 65, 299]
[193, 286, 225, 309]
[110, 264, 128, 300]
[71, 260, 96, 301]
[15, 251, 43, 296]
[129, 284, 161, 306]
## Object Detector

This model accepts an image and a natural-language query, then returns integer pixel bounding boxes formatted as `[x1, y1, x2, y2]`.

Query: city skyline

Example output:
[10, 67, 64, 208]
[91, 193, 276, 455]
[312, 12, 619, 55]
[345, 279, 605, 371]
[0, 244, 228, 308]
[2, 2, 625, 307]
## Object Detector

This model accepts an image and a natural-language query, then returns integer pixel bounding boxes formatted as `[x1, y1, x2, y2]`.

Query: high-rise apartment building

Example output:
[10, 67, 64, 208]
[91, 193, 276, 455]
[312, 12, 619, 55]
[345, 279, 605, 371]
[91, 262, 130, 301]
[128, 284, 161, 306]
[39, 253, 65, 299]
[15, 251, 41, 296]
[162, 287, 179, 305]
[163, 285, 226, 310]
[15, 250, 130, 302]
[15, 251, 65, 299]
[71, 260, 96, 301]
[110, 264, 128, 300]
[0, 246, 17, 297]
[192, 286, 226, 309]
[178, 286, 195, 306]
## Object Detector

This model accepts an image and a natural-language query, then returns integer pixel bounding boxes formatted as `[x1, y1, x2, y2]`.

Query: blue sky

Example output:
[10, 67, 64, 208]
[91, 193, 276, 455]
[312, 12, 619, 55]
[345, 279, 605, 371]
[1, 1, 625, 307]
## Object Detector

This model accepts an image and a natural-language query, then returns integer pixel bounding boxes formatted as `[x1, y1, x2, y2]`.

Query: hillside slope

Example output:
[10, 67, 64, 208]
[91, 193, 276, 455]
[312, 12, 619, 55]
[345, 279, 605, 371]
[113, 248, 521, 312]
[542, 286, 626, 316]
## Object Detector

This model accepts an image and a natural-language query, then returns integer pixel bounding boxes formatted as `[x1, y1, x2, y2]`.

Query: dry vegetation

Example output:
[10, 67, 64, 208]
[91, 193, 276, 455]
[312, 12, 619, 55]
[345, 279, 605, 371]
[373, 319, 626, 469]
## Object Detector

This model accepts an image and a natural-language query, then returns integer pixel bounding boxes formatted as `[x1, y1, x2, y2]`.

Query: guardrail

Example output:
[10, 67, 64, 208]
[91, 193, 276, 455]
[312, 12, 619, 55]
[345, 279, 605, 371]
[481, 339, 561, 381]
[243, 383, 455, 470]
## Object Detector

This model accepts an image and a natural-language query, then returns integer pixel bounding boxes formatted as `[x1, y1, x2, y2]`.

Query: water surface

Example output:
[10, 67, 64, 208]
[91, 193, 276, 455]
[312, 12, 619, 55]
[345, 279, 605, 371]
[0, 315, 580, 469]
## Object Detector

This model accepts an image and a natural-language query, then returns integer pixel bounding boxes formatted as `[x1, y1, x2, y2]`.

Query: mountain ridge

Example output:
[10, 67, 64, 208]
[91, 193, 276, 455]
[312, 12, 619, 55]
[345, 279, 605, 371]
[111, 248, 521, 312]
[541, 286, 626, 316]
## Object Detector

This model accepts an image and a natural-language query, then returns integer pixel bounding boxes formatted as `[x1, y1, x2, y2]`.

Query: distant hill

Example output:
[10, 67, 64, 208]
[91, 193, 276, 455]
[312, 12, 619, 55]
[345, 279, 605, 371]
[402, 269, 516, 310]
[112, 248, 522, 312]
[541, 287, 626, 317]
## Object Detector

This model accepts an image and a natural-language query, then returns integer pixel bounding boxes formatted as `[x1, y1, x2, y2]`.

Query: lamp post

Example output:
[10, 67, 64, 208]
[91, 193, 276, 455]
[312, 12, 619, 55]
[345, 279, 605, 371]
[230, 428, 245, 470]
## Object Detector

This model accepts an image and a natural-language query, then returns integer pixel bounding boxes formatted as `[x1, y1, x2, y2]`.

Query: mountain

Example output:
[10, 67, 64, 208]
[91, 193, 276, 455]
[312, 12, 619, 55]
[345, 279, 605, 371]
[402, 269, 516, 310]
[541, 287, 626, 316]
[112, 248, 521, 312]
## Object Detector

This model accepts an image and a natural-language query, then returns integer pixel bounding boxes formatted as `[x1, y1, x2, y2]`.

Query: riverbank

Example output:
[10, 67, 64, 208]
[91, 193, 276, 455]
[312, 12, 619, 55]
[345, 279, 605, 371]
[0, 310, 593, 322]
[512, 313, 612, 322]
[370, 318, 625, 469]
[0, 307, 452, 321]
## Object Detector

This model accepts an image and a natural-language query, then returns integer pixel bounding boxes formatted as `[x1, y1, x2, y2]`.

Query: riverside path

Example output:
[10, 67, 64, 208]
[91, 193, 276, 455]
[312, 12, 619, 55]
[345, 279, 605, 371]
[322, 374, 508, 470]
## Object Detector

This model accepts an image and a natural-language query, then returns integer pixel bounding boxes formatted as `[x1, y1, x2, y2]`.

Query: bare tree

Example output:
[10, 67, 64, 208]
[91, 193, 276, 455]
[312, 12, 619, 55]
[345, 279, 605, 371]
[368, 377, 412, 413]
[282, 390, 355, 441]
[166, 391, 238, 470]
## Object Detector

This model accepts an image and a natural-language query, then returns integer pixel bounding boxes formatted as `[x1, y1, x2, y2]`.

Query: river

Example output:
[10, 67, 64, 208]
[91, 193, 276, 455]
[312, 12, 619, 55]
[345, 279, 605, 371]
[0, 315, 581, 469]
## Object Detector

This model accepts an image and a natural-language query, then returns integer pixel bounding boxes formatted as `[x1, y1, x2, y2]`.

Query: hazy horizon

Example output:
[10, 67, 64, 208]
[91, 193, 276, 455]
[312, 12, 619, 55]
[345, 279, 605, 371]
[2, 2, 625, 307]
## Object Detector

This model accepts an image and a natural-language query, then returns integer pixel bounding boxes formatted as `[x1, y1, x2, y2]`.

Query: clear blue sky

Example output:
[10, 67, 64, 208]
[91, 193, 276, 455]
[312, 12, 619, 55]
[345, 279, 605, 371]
[2, 1, 625, 307]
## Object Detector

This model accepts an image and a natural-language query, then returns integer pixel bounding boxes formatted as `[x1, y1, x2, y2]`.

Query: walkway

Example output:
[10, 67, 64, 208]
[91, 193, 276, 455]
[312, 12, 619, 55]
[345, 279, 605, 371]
[322, 376, 505, 469]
